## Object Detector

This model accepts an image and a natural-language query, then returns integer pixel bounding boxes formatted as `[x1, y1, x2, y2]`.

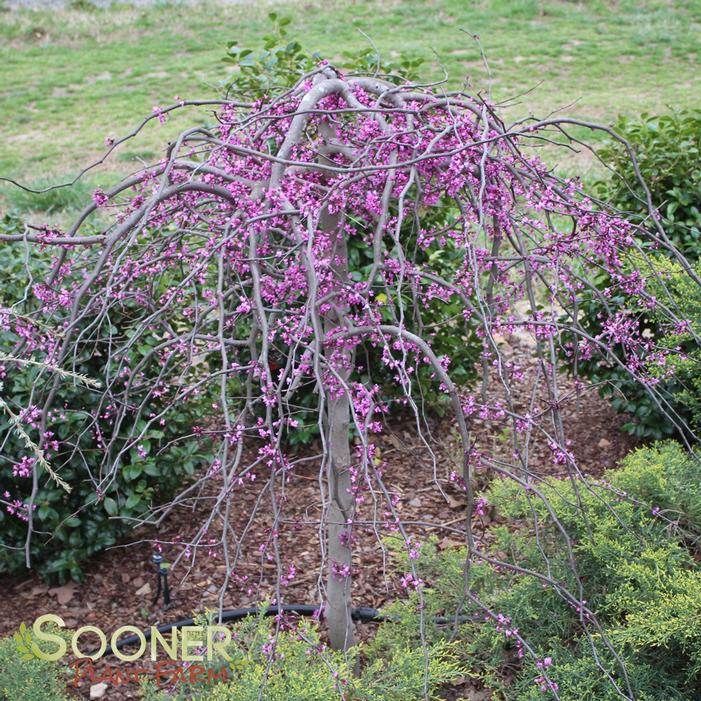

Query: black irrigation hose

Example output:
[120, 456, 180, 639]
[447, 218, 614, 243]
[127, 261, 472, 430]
[99, 604, 480, 657]
[99, 605, 378, 656]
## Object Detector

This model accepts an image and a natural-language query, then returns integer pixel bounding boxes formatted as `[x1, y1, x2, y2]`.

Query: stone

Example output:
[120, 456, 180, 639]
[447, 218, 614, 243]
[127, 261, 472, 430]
[135, 581, 152, 596]
[90, 683, 108, 699]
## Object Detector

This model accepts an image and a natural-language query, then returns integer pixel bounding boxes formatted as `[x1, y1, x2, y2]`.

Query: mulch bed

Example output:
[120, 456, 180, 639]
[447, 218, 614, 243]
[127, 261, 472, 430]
[0, 339, 639, 699]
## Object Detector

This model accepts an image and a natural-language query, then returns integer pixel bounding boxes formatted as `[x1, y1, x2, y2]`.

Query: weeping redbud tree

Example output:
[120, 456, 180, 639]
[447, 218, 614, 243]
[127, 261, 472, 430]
[2, 59, 700, 687]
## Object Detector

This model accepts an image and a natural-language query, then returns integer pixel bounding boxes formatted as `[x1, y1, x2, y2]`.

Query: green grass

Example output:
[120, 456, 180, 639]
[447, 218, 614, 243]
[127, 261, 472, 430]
[2, 174, 97, 212]
[0, 0, 700, 211]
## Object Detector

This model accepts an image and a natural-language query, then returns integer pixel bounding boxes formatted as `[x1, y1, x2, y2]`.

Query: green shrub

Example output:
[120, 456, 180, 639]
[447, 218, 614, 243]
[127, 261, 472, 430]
[222, 13, 426, 99]
[140, 610, 465, 701]
[614, 439, 701, 538]
[597, 110, 701, 258]
[558, 266, 689, 439]
[642, 255, 701, 437]
[0, 635, 70, 701]
[569, 254, 701, 440]
[0, 211, 212, 581]
[373, 441, 701, 699]
[559, 109, 701, 439]
[511, 640, 689, 701]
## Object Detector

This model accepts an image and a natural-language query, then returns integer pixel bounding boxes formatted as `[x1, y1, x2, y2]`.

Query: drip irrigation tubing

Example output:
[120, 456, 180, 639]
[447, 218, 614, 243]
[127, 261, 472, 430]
[99, 604, 480, 657]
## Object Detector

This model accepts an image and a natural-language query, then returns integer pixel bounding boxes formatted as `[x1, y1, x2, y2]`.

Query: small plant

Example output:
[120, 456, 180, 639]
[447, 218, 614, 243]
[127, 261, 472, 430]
[0, 633, 70, 701]
[596, 110, 701, 259]
[223, 13, 426, 99]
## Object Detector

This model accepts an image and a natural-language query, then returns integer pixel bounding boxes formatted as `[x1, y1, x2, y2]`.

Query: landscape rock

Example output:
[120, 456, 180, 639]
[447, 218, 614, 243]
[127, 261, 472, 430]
[90, 683, 108, 699]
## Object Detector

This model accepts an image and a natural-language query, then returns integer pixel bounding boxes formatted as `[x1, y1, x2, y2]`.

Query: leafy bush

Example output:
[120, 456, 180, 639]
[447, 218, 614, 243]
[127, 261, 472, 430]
[374, 441, 701, 699]
[565, 253, 701, 440]
[640, 255, 701, 437]
[223, 13, 427, 99]
[597, 110, 701, 258]
[510, 640, 689, 701]
[558, 262, 689, 439]
[0, 634, 70, 701]
[613, 419, 701, 535]
[559, 109, 701, 439]
[140, 610, 465, 701]
[0, 211, 212, 581]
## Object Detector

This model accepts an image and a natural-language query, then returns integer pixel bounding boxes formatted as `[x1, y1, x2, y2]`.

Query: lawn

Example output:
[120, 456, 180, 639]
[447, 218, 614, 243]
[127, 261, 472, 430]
[0, 0, 700, 206]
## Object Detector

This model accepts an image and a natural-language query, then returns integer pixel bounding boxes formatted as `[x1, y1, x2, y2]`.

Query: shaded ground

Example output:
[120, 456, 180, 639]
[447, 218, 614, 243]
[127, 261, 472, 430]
[0, 336, 639, 699]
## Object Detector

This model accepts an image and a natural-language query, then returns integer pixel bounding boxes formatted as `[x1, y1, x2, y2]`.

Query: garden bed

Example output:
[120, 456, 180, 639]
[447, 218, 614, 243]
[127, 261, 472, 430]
[0, 338, 638, 699]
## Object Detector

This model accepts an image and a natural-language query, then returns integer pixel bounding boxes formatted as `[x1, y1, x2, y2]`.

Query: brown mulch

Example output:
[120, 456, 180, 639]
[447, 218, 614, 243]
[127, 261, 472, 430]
[0, 339, 640, 700]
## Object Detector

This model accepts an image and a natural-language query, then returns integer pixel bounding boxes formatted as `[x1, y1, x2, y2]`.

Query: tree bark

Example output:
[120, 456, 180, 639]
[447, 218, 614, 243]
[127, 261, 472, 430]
[321, 207, 356, 651]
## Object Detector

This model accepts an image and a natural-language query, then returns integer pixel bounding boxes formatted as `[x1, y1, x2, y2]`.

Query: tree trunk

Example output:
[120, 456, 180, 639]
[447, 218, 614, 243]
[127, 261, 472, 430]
[321, 207, 356, 651]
